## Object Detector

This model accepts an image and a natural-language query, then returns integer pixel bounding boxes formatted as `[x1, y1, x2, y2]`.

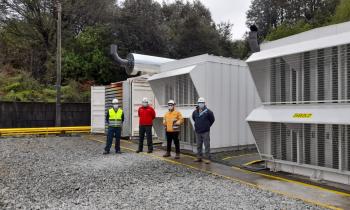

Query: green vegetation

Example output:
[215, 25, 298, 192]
[1, 0, 350, 102]
[0, 67, 90, 102]
[247, 0, 350, 41]
[331, 0, 350, 24]
[266, 21, 313, 41]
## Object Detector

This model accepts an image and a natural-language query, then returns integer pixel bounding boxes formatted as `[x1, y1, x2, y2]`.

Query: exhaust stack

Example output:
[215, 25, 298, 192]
[110, 45, 174, 75]
[248, 25, 260, 53]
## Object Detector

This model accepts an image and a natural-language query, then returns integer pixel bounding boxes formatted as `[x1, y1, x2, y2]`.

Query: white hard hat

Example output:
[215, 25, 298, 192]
[197, 97, 206, 103]
[112, 98, 119, 104]
[168, 100, 175, 105]
[142, 98, 148, 103]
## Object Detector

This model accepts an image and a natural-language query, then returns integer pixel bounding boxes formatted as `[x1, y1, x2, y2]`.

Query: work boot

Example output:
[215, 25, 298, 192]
[103, 151, 110, 155]
[147, 150, 153, 154]
[163, 152, 171, 157]
[136, 150, 142, 153]
[194, 158, 202, 162]
[116, 151, 122, 154]
[174, 153, 180, 159]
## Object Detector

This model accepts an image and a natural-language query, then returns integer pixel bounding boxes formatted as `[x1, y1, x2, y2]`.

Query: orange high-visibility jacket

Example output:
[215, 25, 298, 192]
[163, 110, 184, 132]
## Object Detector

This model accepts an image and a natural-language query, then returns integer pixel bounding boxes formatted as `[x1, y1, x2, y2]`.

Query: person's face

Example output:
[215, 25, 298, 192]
[142, 102, 148, 107]
[168, 104, 174, 110]
[198, 102, 205, 109]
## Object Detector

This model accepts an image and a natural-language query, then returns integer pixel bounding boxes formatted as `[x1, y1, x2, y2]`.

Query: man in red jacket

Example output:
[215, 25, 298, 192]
[136, 98, 156, 153]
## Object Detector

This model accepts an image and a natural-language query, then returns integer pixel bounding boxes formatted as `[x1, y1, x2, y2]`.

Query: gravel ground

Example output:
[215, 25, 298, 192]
[0, 137, 325, 210]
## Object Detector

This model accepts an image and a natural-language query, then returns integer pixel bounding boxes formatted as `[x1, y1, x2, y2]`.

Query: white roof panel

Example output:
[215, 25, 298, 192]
[247, 31, 350, 63]
[246, 104, 350, 124]
[148, 65, 197, 81]
[260, 21, 350, 50]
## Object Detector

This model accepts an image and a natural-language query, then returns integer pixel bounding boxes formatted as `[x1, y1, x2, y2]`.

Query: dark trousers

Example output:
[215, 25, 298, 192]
[105, 127, 121, 152]
[166, 132, 180, 154]
[196, 131, 211, 159]
[139, 125, 153, 152]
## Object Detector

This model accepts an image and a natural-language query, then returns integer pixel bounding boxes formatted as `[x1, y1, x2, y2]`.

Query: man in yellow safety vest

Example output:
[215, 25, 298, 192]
[103, 98, 124, 154]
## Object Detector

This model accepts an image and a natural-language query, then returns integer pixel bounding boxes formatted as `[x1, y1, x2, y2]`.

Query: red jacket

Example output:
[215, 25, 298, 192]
[138, 106, 156, 126]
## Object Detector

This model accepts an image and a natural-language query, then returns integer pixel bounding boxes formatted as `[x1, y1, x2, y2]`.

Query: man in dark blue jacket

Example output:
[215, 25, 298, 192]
[192, 97, 215, 163]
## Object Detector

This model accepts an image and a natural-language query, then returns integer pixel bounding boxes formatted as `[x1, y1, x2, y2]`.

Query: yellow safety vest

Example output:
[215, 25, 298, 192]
[109, 108, 123, 127]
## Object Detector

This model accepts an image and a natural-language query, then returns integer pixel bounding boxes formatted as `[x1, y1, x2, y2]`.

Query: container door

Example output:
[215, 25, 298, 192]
[91, 86, 105, 133]
[131, 79, 156, 137]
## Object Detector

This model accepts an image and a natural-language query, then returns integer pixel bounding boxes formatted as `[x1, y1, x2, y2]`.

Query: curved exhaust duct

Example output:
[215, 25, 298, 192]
[110, 44, 174, 75]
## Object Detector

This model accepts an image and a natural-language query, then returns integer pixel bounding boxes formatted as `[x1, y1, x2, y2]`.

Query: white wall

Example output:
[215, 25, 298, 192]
[190, 61, 261, 149]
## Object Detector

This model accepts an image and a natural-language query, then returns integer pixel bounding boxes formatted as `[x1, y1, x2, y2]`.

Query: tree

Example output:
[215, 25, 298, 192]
[0, 0, 252, 98]
[161, 0, 222, 58]
[0, 0, 57, 81]
[63, 26, 128, 85]
[113, 0, 167, 57]
[0, 0, 117, 83]
[266, 21, 312, 41]
[246, 0, 339, 41]
[331, 0, 350, 24]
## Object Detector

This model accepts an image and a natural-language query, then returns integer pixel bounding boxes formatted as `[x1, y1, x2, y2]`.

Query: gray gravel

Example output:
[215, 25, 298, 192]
[0, 137, 325, 210]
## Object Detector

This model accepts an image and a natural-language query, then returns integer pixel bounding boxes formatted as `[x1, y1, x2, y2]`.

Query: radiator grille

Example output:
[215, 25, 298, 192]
[332, 47, 339, 102]
[332, 125, 339, 169]
[179, 119, 196, 145]
[162, 74, 198, 106]
[317, 49, 325, 102]
[264, 44, 350, 104]
[250, 122, 350, 172]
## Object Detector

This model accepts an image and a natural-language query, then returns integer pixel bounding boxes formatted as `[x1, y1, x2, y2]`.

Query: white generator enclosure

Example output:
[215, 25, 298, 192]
[149, 54, 261, 152]
[91, 86, 106, 133]
[122, 75, 156, 137]
[246, 21, 350, 185]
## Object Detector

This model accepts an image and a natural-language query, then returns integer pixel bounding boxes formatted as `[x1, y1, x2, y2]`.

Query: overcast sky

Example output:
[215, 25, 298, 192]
[156, 0, 253, 40]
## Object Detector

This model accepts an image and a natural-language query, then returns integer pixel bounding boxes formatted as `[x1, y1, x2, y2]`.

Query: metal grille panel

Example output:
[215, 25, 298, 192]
[179, 119, 196, 145]
[263, 44, 350, 104]
[162, 74, 198, 106]
[250, 122, 350, 171]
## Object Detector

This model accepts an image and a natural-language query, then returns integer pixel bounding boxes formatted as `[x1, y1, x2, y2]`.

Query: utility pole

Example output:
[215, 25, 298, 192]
[55, 0, 62, 127]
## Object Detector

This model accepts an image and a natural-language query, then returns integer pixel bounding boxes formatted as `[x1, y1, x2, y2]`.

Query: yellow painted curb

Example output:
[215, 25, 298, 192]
[0, 126, 91, 137]
[232, 166, 350, 198]
[243, 159, 264, 166]
[222, 153, 258, 161]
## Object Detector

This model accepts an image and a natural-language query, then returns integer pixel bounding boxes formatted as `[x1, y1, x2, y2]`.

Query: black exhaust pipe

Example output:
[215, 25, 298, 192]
[248, 25, 260, 53]
[110, 44, 135, 75]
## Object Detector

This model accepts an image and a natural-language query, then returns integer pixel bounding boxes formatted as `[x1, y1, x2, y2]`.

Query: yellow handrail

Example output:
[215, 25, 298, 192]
[0, 126, 91, 136]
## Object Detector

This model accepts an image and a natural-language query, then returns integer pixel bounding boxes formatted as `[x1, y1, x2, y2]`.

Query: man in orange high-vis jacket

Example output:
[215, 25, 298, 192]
[163, 100, 184, 159]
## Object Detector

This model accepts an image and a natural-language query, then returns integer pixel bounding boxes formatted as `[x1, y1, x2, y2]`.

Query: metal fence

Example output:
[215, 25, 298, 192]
[0, 101, 90, 128]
